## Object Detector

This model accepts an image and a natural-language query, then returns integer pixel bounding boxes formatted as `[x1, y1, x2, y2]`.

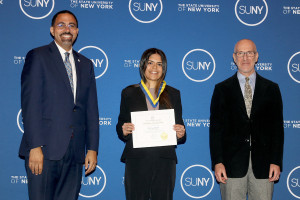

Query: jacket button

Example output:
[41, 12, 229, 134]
[70, 125, 73, 129]
[73, 109, 76, 112]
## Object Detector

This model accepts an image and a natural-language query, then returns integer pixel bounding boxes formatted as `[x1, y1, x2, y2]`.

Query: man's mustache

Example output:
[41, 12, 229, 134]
[60, 32, 73, 37]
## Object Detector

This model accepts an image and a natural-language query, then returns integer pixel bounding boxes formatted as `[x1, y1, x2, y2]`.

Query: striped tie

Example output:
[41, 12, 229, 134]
[244, 77, 252, 118]
[64, 52, 74, 94]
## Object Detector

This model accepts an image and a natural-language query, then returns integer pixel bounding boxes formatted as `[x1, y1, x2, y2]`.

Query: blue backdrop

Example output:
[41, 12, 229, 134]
[0, 0, 300, 199]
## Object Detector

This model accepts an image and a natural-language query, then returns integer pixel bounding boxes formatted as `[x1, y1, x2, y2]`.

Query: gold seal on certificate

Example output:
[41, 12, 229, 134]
[160, 132, 168, 140]
[131, 109, 177, 148]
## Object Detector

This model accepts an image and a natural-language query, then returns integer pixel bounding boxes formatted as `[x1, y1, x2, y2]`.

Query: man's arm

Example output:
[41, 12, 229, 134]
[85, 61, 99, 174]
[21, 50, 46, 174]
[209, 85, 226, 167]
[269, 84, 284, 181]
[210, 85, 228, 182]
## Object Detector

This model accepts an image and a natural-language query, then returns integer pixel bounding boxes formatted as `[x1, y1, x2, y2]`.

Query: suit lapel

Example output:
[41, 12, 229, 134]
[251, 73, 265, 118]
[137, 86, 148, 110]
[49, 41, 74, 98]
[232, 74, 248, 117]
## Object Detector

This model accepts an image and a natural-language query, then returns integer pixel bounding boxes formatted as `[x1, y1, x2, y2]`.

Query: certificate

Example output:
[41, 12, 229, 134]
[131, 109, 177, 148]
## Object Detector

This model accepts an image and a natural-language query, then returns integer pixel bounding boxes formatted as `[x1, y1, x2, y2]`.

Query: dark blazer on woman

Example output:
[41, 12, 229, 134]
[116, 84, 186, 163]
[210, 73, 284, 179]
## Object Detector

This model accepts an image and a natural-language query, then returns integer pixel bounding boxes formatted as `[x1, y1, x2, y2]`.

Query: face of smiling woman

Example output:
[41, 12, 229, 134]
[144, 53, 163, 88]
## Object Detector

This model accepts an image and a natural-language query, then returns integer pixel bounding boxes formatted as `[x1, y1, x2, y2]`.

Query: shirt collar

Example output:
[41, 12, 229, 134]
[237, 71, 256, 84]
[54, 41, 73, 58]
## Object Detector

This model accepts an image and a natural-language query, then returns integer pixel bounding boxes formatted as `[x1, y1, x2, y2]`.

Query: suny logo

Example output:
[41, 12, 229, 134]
[78, 46, 109, 79]
[180, 164, 214, 199]
[19, 0, 55, 19]
[235, 0, 268, 26]
[17, 109, 24, 133]
[79, 165, 107, 198]
[182, 49, 216, 82]
[287, 166, 300, 199]
[288, 51, 300, 84]
[129, 0, 163, 23]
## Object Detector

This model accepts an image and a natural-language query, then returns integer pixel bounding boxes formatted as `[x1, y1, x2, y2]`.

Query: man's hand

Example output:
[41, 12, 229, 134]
[85, 150, 97, 175]
[269, 164, 280, 182]
[215, 163, 228, 184]
[29, 147, 44, 175]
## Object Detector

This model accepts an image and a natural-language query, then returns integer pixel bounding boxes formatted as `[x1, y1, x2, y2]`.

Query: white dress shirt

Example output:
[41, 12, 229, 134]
[54, 41, 77, 102]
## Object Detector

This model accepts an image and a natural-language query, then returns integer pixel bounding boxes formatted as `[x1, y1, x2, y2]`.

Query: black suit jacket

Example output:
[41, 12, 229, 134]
[19, 41, 99, 163]
[209, 73, 284, 179]
[116, 84, 186, 163]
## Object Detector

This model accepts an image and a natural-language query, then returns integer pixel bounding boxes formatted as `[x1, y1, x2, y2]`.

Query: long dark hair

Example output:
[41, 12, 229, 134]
[139, 48, 172, 108]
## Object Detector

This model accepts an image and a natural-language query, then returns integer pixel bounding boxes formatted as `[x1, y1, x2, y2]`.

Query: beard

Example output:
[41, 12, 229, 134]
[60, 32, 73, 44]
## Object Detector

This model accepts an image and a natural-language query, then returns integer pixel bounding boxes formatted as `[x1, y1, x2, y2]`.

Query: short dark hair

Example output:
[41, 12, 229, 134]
[139, 48, 167, 83]
[51, 10, 78, 27]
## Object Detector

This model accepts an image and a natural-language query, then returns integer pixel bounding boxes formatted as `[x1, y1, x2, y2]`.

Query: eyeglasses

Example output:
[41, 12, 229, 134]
[56, 23, 77, 30]
[234, 51, 256, 57]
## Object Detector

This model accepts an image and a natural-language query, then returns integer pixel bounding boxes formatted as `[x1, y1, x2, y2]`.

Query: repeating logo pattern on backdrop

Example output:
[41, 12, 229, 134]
[11, 176, 27, 184]
[287, 166, 300, 199]
[235, 0, 268, 26]
[80, 165, 106, 198]
[19, 0, 55, 19]
[14, 56, 25, 65]
[230, 61, 272, 71]
[70, 0, 113, 10]
[180, 164, 214, 199]
[184, 118, 210, 128]
[78, 46, 109, 79]
[17, 109, 24, 133]
[124, 59, 140, 68]
[182, 49, 215, 82]
[288, 52, 300, 84]
[284, 120, 300, 129]
[99, 117, 112, 126]
[283, 6, 300, 15]
[177, 2, 220, 13]
[129, 0, 163, 23]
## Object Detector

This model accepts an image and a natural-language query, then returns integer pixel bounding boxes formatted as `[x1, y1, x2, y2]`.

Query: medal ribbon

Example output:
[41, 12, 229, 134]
[139, 80, 166, 108]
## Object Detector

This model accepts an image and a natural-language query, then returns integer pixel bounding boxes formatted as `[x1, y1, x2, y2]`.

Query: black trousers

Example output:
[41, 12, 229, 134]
[125, 157, 176, 200]
[25, 138, 82, 200]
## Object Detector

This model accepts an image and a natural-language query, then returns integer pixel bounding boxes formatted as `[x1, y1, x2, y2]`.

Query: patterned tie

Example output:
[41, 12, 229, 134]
[244, 77, 252, 118]
[64, 52, 74, 94]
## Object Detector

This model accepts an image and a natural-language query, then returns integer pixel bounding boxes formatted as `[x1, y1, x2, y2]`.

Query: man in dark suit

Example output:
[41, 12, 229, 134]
[209, 39, 284, 200]
[19, 10, 99, 200]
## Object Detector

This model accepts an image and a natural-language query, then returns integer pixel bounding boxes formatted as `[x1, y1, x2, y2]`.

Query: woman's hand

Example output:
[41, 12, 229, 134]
[122, 123, 135, 136]
[173, 124, 185, 139]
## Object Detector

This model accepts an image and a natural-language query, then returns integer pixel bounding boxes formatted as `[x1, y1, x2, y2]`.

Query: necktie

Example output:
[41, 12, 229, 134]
[244, 77, 252, 118]
[64, 52, 74, 94]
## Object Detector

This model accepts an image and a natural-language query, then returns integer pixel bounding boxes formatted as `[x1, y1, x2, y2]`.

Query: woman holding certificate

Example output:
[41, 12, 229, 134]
[116, 48, 186, 200]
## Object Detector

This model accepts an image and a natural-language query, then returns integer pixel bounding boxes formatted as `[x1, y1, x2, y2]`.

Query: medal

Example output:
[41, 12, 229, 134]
[139, 80, 166, 108]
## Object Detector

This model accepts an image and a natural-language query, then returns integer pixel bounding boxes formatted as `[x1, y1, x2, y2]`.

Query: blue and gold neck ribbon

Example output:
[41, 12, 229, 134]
[139, 80, 166, 108]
